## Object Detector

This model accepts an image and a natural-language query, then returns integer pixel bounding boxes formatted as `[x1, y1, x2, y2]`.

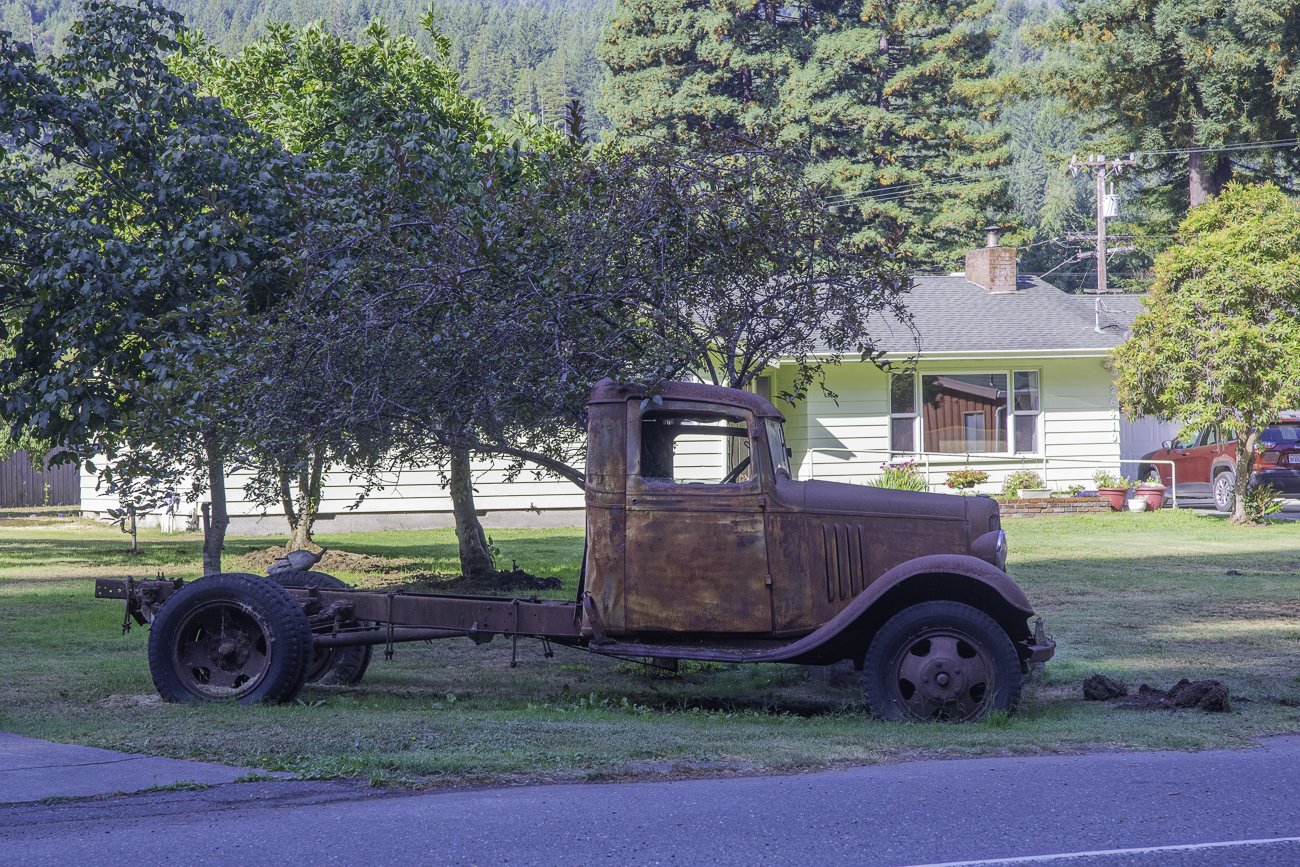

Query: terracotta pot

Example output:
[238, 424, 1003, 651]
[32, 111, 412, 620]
[1097, 486, 1130, 511]
[1135, 483, 1166, 511]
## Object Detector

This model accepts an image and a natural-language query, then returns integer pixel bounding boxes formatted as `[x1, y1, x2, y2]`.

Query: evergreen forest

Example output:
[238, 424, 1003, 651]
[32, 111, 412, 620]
[4, 0, 1299, 283]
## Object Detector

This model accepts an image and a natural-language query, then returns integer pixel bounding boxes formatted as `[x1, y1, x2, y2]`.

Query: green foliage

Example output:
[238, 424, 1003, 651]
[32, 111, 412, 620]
[870, 460, 929, 492]
[1001, 469, 1044, 497]
[1091, 469, 1126, 489]
[172, 14, 508, 173]
[3, 0, 612, 131]
[946, 468, 990, 489]
[1242, 483, 1283, 523]
[0, 0, 297, 452]
[1033, 0, 1300, 208]
[1112, 182, 1300, 524]
[599, 0, 1011, 270]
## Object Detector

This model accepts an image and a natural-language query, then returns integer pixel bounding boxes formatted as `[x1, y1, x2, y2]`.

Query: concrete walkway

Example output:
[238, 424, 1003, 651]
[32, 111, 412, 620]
[0, 732, 286, 803]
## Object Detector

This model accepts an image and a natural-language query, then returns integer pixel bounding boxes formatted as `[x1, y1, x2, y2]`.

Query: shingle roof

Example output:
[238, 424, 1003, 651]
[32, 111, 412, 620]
[861, 275, 1144, 355]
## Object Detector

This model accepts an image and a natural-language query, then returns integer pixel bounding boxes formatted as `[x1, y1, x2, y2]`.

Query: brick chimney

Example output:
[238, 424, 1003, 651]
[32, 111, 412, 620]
[964, 226, 1018, 294]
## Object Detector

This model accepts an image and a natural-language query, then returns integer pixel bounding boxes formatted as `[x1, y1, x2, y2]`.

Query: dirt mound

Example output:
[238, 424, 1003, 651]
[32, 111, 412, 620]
[1082, 673, 1128, 701]
[387, 567, 562, 595]
[1113, 678, 1231, 713]
[230, 546, 414, 575]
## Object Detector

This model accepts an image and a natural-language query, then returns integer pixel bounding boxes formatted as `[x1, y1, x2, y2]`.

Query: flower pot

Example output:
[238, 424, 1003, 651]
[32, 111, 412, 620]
[1019, 487, 1051, 500]
[1135, 483, 1166, 511]
[1097, 486, 1130, 511]
[1127, 498, 1148, 512]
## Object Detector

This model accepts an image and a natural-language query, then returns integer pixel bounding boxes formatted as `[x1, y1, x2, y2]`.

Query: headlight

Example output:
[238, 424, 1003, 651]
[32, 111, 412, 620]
[971, 529, 1008, 571]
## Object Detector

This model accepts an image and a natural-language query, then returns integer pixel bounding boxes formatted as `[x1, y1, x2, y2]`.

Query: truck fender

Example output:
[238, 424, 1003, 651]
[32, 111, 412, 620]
[771, 554, 1036, 665]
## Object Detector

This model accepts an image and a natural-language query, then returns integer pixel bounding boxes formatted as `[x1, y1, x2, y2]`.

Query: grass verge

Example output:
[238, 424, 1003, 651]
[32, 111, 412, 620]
[0, 507, 1298, 786]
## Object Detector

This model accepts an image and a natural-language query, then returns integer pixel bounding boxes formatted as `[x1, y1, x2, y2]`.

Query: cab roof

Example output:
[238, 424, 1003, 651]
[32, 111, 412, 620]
[588, 379, 786, 421]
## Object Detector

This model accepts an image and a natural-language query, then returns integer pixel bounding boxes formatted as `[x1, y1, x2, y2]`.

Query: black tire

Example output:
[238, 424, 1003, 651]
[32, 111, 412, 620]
[148, 573, 313, 704]
[271, 570, 372, 686]
[1214, 470, 1236, 513]
[864, 601, 1022, 722]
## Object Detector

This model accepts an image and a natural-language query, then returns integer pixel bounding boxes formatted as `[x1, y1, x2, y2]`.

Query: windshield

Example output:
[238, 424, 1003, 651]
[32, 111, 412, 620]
[766, 419, 792, 479]
[1260, 424, 1300, 446]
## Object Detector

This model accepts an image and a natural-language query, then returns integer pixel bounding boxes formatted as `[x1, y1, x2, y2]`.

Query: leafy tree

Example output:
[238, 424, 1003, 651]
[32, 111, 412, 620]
[175, 14, 546, 555]
[248, 124, 913, 556]
[599, 0, 1011, 269]
[0, 0, 299, 572]
[1111, 182, 1300, 524]
[1034, 0, 1300, 209]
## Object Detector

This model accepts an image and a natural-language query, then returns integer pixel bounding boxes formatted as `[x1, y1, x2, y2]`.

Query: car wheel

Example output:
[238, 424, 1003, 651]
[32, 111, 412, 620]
[1214, 471, 1236, 513]
[863, 601, 1022, 722]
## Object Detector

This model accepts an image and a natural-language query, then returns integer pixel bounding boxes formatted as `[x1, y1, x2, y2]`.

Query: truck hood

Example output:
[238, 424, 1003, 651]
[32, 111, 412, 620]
[800, 478, 973, 521]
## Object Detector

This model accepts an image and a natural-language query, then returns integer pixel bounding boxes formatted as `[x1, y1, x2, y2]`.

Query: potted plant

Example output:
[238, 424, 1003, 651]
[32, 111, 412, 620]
[1134, 478, 1166, 511]
[1002, 469, 1049, 499]
[1092, 469, 1130, 511]
[946, 468, 990, 491]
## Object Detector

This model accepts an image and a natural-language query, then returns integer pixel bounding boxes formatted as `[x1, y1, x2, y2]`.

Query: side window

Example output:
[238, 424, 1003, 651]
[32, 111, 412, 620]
[639, 410, 753, 485]
[1202, 428, 1218, 447]
[889, 372, 917, 453]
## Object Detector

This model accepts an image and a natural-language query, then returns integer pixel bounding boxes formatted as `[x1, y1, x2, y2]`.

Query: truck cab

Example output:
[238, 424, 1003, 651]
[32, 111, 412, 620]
[582, 379, 1052, 719]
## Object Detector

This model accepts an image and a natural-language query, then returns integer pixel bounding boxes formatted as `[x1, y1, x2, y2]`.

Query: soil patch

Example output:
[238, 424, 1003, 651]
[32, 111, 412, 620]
[230, 546, 413, 576]
[1113, 679, 1231, 712]
[385, 568, 562, 595]
[1081, 673, 1128, 701]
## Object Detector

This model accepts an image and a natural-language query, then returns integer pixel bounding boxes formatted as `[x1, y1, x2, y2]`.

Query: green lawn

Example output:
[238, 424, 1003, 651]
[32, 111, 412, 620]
[1, 507, 1298, 787]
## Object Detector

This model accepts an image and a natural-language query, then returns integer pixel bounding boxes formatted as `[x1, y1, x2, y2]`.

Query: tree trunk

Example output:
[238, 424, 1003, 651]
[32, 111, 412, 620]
[1231, 428, 1257, 525]
[278, 469, 298, 532]
[449, 444, 494, 580]
[287, 449, 326, 551]
[202, 433, 230, 575]
[1189, 152, 1233, 208]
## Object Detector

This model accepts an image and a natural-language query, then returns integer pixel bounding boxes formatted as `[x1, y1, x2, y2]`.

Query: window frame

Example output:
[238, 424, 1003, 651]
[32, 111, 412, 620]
[891, 369, 1044, 457]
[889, 371, 919, 454]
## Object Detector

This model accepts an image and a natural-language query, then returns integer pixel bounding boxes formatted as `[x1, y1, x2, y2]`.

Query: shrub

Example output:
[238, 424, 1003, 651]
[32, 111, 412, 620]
[1242, 483, 1283, 523]
[1001, 469, 1045, 498]
[946, 468, 990, 489]
[869, 460, 929, 492]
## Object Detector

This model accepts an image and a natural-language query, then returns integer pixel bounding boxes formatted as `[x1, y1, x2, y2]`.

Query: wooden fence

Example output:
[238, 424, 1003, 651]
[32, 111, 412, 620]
[0, 450, 80, 508]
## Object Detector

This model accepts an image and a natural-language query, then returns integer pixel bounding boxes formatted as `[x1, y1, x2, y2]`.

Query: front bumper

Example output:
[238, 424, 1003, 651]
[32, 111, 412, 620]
[1016, 616, 1056, 663]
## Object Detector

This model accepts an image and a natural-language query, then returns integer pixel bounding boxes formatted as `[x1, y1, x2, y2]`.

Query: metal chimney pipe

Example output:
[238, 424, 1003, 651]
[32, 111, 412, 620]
[985, 225, 1001, 248]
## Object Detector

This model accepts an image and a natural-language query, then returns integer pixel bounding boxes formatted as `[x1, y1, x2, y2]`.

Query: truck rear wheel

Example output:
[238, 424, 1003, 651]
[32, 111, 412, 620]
[864, 601, 1021, 722]
[271, 570, 373, 685]
[147, 573, 313, 704]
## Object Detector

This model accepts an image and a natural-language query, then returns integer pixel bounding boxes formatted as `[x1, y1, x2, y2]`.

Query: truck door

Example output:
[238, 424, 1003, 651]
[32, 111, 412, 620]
[624, 401, 772, 634]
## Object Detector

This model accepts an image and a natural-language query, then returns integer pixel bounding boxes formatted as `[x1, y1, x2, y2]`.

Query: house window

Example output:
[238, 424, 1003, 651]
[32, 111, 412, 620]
[921, 374, 1008, 453]
[890, 372, 917, 452]
[1013, 371, 1040, 454]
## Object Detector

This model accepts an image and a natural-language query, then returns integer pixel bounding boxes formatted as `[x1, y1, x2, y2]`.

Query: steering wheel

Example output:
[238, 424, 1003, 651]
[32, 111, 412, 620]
[721, 457, 751, 485]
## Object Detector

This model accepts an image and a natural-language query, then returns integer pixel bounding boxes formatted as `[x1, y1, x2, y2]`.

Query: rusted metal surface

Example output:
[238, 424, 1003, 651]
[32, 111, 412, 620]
[885, 626, 996, 721]
[97, 378, 1056, 713]
[167, 599, 273, 699]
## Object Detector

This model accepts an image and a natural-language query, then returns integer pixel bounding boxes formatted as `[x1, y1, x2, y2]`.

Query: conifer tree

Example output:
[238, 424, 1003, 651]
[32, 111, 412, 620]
[600, 0, 1011, 268]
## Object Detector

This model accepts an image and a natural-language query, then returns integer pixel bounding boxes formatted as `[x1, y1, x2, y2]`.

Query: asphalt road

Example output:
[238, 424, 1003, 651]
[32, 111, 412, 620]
[3, 735, 1299, 867]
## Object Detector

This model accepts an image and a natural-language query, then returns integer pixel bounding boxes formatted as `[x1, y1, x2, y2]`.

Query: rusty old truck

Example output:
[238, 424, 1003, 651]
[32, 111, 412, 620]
[95, 379, 1055, 721]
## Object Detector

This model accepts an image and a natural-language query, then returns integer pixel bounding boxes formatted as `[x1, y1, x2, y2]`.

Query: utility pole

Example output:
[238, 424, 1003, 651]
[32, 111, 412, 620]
[1070, 153, 1136, 293]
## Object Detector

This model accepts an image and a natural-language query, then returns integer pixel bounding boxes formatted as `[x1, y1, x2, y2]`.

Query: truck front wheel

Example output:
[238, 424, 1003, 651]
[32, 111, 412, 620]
[147, 573, 313, 704]
[863, 601, 1022, 722]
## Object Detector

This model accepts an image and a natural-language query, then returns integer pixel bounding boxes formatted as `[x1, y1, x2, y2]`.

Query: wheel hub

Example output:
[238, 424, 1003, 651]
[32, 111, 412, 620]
[891, 629, 995, 721]
[171, 602, 272, 698]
